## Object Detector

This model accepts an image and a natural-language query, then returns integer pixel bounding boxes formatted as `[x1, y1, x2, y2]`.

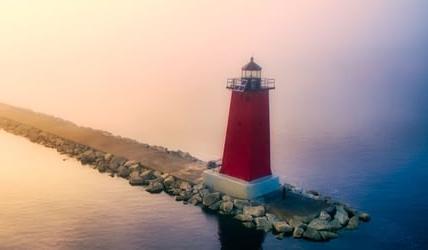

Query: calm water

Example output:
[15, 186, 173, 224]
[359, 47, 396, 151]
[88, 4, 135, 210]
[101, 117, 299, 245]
[0, 122, 427, 250]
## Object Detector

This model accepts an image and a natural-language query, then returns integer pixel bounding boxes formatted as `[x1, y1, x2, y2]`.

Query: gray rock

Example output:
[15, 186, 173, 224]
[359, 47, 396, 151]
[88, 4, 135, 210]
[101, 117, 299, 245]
[233, 199, 250, 210]
[346, 216, 359, 230]
[359, 212, 371, 222]
[129, 171, 145, 185]
[335, 206, 349, 226]
[266, 213, 279, 224]
[140, 170, 156, 182]
[254, 217, 272, 232]
[117, 165, 130, 178]
[319, 210, 332, 221]
[234, 214, 253, 222]
[304, 228, 338, 241]
[243, 205, 265, 217]
[222, 195, 232, 202]
[109, 156, 127, 170]
[292, 224, 306, 238]
[189, 194, 202, 205]
[308, 218, 342, 231]
[273, 221, 294, 234]
[303, 227, 322, 241]
[208, 200, 222, 210]
[242, 222, 255, 229]
[220, 201, 234, 214]
[202, 192, 221, 207]
[163, 175, 176, 188]
[179, 181, 192, 191]
[145, 181, 164, 193]
[319, 231, 338, 241]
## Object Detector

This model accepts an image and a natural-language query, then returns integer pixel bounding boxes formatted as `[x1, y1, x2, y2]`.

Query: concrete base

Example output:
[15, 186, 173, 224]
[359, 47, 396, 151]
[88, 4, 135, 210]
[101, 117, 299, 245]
[203, 170, 280, 200]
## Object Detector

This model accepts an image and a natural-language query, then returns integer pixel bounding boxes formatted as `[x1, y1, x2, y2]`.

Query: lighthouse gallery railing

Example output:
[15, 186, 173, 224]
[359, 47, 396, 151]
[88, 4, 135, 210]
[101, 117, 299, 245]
[226, 78, 275, 91]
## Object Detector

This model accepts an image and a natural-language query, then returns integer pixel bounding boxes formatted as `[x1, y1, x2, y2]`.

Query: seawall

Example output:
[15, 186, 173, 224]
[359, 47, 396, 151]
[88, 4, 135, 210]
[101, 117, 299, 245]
[0, 103, 370, 242]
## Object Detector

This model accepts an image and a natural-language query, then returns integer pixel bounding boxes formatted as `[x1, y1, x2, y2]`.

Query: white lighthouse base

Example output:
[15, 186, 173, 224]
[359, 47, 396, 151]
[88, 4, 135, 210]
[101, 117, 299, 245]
[203, 170, 280, 200]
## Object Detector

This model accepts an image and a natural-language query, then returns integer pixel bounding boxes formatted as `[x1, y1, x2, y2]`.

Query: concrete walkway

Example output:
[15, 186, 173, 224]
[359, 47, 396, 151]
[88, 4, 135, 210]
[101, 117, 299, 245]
[0, 103, 207, 183]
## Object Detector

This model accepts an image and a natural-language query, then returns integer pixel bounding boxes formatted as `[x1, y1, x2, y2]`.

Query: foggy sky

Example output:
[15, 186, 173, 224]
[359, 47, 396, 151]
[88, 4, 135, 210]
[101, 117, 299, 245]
[1, 0, 427, 159]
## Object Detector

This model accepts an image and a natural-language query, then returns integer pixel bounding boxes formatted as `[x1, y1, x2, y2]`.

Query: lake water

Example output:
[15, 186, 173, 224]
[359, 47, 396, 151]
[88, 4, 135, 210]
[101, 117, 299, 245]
[0, 122, 427, 250]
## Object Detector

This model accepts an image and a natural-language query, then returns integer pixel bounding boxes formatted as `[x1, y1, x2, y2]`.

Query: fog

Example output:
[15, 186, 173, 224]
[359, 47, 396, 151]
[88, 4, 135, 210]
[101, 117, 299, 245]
[1, 0, 427, 159]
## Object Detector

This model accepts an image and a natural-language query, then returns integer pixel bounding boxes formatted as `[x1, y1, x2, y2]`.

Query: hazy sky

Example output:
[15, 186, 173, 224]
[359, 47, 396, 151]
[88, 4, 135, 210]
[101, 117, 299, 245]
[1, 1, 427, 159]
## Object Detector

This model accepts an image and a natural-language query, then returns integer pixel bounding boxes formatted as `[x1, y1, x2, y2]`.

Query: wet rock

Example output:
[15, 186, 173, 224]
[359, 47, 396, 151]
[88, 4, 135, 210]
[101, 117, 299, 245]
[117, 165, 130, 178]
[145, 180, 164, 193]
[109, 156, 127, 171]
[325, 206, 336, 217]
[292, 224, 306, 238]
[243, 206, 265, 217]
[319, 231, 338, 241]
[222, 195, 232, 202]
[303, 228, 337, 241]
[208, 200, 222, 210]
[308, 218, 342, 231]
[346, 216, 359, 230]
[140, 170, 156, 182]
[359, 212, 371, 222]
[220, 201, 234, 214]
[234, 214, 253, 222]
[129, 171, 145, 186]
[273, 221, 294, 234]
[202, 192, 221, 207]
[334, 206, 349, 226]
[254, 216, 272, 232]
[303, 227, 322, 241]
[179, 181, 192, 192]
[163, 175, 176, 188]
[319, 210, 332, 221]
[242, 222, 255, 229]
[233, 199, 250, 210]
[189, 194, 202, 206]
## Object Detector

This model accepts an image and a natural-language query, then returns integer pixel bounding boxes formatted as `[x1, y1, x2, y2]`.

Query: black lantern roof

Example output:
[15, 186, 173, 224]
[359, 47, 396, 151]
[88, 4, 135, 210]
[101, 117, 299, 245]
[242, 57, 262, 71]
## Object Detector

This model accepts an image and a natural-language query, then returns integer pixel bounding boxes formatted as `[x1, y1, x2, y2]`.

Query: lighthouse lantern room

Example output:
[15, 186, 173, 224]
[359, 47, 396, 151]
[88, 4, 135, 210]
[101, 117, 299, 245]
[203, 57, 280, 200]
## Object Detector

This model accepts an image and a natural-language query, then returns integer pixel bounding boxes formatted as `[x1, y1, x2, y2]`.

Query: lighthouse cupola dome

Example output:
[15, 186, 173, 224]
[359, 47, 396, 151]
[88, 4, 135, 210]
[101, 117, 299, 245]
[241, 57, 262, 79]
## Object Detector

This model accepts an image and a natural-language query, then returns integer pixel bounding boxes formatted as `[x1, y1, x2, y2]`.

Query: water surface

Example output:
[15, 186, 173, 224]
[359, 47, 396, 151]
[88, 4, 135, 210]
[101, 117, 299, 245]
[1, 123, 427, 249]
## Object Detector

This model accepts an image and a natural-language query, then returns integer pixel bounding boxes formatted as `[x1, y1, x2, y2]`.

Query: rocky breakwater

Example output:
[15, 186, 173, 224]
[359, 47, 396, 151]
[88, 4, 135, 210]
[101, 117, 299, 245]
[0, 117, 370, 242]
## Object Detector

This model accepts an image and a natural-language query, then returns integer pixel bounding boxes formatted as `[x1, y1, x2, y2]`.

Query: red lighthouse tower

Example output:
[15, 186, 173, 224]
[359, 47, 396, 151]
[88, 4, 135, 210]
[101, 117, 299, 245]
[204, 57, 280, 199]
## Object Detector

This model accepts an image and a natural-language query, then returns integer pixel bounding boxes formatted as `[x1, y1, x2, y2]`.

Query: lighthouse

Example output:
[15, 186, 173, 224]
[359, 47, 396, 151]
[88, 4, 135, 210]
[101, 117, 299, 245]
[203, 57, 280, 199]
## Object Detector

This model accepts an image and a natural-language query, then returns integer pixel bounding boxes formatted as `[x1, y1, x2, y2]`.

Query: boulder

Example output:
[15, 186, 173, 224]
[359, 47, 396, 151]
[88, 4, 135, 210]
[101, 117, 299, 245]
[308, 218, 342, 231]
[189, 194, 202, 206]
[179, 181, 192, 192]
[163, 175, 176, 188]
[273, 221, 294, 234]
[254, 217, 272, 232]
[292, 224, 306, 238]
[303, 227, 322, 241]
[117, 165, 130, 178]
[359, 212, 371, 222]
[222, 195, 232, 202]
[208, 201, 222, 210]
[346, 216, 359, 230]
[242, 222, 255, 229]
[109, 156, 127, 171]
[220, 201, 234, 214]
[145, 180, 164, 193]
[140, 170, 156, 182]
[233, 199, 250, 210]
[243, 206, 265, 217]
[129, 172, 145, 186]
[334, 206, 349, 226]
[304, 228, 337, 241]
[202, 192, 221, 207]
[234, 214, 253, 222]
[319, 210, 332, 221]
